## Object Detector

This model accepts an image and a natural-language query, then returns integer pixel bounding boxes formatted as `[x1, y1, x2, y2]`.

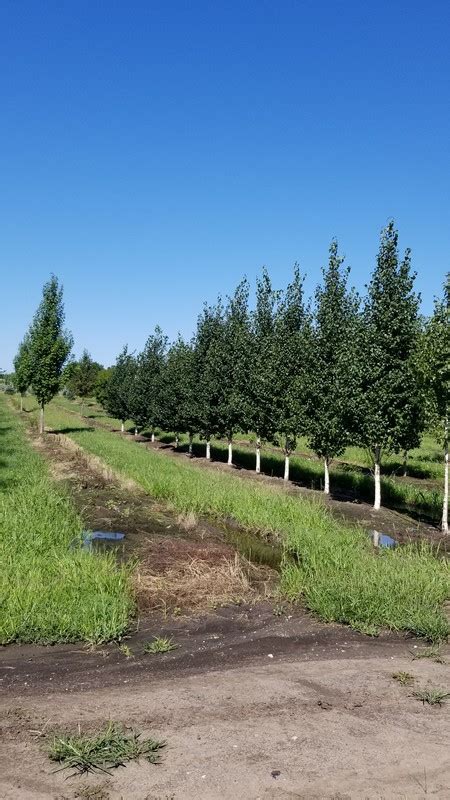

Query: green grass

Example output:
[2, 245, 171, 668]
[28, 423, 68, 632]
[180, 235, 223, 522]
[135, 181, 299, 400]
[412, 688, 450, 706]
[24, 397, 450, 642]
[143, 636, 178, 654]
[392, 671, 415, 685]
[0, 397, 134, 644]
[47, 721, 165, 774]
[51, 395, 444, 523]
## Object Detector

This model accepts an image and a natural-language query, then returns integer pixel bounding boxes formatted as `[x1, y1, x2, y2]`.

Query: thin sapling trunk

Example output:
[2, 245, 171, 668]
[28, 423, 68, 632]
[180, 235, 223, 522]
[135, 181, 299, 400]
[151, 431, 155, 443]
[443, 417, 449, 534]
[39, 404, 45, 435]
[121, 421, 125, 433]
[284, 437, 291, 481]
[134, 427, 138, 437]
[175, 434, 179, 449]
[188, 432, 193, 457]
[324, 456, 330, 494]
[227, 437, 233, 466]
[206, 438, 211, 460]
[373, 445, 381, 510]
[20, 394, 23, 412]
[256, 436, 261, 474]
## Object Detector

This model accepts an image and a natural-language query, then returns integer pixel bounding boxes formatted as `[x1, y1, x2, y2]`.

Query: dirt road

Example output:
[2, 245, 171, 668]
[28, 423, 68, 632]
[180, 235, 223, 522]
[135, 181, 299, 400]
[1, 607, 449, 799]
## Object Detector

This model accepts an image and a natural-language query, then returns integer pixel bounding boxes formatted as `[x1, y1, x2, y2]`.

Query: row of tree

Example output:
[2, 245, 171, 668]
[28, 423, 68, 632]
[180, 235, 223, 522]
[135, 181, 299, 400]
[12, 223, 449, 531]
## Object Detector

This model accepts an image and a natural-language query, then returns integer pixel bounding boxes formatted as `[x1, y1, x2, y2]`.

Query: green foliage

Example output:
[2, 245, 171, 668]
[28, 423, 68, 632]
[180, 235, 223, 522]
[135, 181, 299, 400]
[143, 636, 178, 654]
[13, 334, 32, 396]
[356, 223, 421, 458]
[307, 240, 360, 464]
[159, 336, 199, 437]
[28, 276, 73, 410]
[104, 346, 136, 424]
[0, 398, 133, 644]
[419, 274, 450, 433]
[70, 349, 103, 400]
[248, 268, 280, 444]
[129, 327, 167, 431]
[94, 367, 114, 406]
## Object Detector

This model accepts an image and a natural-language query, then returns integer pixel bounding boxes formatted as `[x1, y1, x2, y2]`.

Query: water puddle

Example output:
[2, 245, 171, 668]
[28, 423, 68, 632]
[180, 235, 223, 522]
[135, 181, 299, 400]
[222, 526, 283, 570]
[80, 530, 125, 551]
[371, 530, 398, 549]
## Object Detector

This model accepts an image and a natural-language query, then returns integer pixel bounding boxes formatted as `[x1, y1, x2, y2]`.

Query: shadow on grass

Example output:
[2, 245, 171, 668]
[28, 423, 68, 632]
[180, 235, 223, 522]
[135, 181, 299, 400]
[49, 426, 95, 435]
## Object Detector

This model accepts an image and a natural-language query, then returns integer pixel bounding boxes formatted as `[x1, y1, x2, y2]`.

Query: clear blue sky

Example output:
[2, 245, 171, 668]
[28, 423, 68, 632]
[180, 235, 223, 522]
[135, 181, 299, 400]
[1, 0, 449, 370]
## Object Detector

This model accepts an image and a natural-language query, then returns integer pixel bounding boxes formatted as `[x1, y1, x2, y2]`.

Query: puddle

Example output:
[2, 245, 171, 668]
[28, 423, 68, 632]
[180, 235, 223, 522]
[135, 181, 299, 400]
[222, 526, 283, 570]
[371, 530, 398, 549]
[80, 530, 125, 551]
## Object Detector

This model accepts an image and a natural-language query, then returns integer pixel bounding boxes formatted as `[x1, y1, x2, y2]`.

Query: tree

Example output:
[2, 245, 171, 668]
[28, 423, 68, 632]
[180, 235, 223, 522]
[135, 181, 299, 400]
[28, 276, 73, 434]
[128, 326, 167, 438]
[418, 276, 449, 532]
[194, 301, 225, 459]
[218, 280, 252, 465]
[272, 265, 311, 481]
[306, 241, 360, 493]
[160, 336, 199, 454]
[13, 334, 32, 411]
[70, 350, 103, 413]
[356, 222, 420, 510]
[104, 346, 136, 432]
[248, 269, 280, 472]
[94, 367, 114, 407]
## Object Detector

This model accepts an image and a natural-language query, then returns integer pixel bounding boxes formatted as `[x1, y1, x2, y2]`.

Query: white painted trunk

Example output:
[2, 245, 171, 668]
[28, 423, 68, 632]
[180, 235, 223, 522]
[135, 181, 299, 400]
[151, 431, 155, 443]
[374, 448, 381, 510]
[188, 432, 193, 457]
[175, 434, 179, 449]
[20, 395, 23, 412]
[284, 454, 290, 481]
[227, 439, 233, 466]
[256, 437, 261, 473]
[206, 439, 211, 460]
[372, 530, 380, 547]
[442, 420, 448, 534]
[324, 457, 330, 494]
[39, 405, 44, 435]
[134, 427, 138, 437]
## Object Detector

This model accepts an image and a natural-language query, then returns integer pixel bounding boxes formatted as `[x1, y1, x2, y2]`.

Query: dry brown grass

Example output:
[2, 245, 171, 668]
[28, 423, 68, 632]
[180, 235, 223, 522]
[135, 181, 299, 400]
[134, 554, 275, 612]
[176, 511, 199, 531]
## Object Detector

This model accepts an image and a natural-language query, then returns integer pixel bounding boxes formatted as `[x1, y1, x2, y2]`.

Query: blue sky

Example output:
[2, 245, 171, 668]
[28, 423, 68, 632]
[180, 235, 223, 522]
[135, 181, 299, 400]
[1, 0, 449, 369]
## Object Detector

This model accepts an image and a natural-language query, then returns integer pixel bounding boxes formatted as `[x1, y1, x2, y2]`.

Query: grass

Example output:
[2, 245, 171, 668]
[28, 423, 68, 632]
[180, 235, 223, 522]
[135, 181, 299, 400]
[47, 721, 165, 774]
[52, 395, 444, 523]
[392, 671, 415, 685]
[412, 646, 446, 663]
[23, 397, 450, 642]
[0, 397, 134, 644]
[143, 636, 178, 654]
[412, 688, 450, 706]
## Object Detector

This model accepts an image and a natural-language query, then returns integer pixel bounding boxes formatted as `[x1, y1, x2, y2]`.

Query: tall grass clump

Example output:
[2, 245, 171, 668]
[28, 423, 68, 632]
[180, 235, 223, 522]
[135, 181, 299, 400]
[0, 398, 133, 644]
[39, 401, 450, 641]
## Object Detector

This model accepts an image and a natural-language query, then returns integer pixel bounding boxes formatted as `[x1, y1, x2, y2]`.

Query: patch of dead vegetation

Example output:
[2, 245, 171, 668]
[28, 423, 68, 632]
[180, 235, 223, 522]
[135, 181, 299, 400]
[134, 554, 275, 612]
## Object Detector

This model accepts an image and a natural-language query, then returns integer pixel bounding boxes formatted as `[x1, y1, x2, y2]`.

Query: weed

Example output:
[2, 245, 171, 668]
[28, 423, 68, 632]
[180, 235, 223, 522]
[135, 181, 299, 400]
[47, 721, 166, 774]
[412, 688, 450, 706]
[392, 671, 415, 685]
[118, 644, 134, 659]
[273, 603, 286, 616]
[143, 636, 178, 654]
[412, 646, 446, 663]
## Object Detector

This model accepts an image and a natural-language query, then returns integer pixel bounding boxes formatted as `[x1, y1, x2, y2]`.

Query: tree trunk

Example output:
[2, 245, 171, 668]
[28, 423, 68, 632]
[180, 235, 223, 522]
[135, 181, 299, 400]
[151, 431, 155, 443]
[284, 454, 290, 481]
[374, 446, 381, 510]
[134, 427, 138, 437]
[372, 530, 380, 547]
[324, 456, 330, 494]
[188, 432, 193, 457]
[39, 404, 45, 435]
[206, 439, 211, 460]
[175, 434, 179, 449]
[227, 438, 233, 466]
[402, 449, 408, 477]
[121, 421, 125, 433]
[256, 436, 261, 474]
[443, 417, 449, 534]
[20, 394, 23, 412]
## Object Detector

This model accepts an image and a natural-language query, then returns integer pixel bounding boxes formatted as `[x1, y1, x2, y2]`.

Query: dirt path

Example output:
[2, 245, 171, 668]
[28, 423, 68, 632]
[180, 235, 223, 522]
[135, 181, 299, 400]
[1, 617, 449, 799]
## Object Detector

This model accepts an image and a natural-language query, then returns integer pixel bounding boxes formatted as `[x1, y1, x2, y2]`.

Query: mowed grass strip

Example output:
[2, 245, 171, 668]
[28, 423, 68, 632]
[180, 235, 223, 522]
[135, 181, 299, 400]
[34, 399, 450, 641]
[0, 397, 133, 644]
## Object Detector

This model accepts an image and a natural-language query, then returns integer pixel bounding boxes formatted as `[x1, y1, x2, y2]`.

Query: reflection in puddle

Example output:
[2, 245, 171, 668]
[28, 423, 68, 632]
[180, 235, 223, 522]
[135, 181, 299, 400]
[371, 530, 397, 548]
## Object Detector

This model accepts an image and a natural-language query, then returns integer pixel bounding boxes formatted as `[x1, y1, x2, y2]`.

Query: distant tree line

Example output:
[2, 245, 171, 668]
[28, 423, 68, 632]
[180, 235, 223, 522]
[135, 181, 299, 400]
[11, 224, 449, 531]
